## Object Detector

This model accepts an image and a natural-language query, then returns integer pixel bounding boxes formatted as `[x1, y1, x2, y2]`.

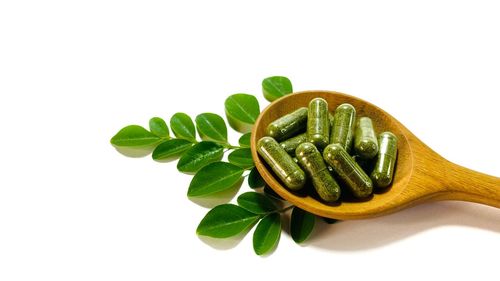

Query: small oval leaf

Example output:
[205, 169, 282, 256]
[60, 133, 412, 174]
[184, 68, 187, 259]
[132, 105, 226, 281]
[253, 213, 281, 255]
[170, 113, 196, 141]
[195, 113, 228, 143]
[237, 192, 278, 214]
[262, 76, 293, 102]
[238, 133, 251, 148]
[110, 125, 161, 147]
[290, 207, 315, 244]
[177, 141, 224, 172]
[225, 94, 260, 133]
[228, 148, 254, 169]
[196, 204, 260, 238]
[188, 162, 244, 197]
[248, 167, 265, 189]
[152, 139, 193, 160]
[149, 117, 170, 138]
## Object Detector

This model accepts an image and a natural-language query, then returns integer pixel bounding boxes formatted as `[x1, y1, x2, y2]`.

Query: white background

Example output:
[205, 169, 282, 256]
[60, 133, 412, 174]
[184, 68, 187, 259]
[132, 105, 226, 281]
[1, 1, 499, 280]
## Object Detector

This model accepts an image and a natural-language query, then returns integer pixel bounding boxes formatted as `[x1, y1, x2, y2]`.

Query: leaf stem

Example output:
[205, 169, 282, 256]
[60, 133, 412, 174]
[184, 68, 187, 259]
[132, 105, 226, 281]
[277, 205, 294, 213]
[223, 143, 241, 150]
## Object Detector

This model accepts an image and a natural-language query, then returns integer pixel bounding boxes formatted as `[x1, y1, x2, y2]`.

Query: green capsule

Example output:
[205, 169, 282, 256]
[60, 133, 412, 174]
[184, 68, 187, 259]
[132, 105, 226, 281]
[296, 142, 341, 202]
[257, 136, 306, 190]
[307, 98, 330, 149]
[330, 103, 356, 153]
[266, 107, 308, 141]
[279, 133, 307, 156]
[323, 143, 373, 198]
[354, 117, 379, 159]
[371, 132, 398, 188]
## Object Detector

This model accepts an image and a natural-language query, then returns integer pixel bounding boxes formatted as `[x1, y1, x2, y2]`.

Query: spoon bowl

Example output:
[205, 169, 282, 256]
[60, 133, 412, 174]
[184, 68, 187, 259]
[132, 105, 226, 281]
[250, 90, 500, 220]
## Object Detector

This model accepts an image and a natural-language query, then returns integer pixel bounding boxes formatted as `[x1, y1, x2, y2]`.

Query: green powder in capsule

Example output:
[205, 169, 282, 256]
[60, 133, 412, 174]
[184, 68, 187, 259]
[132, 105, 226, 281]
[323, 143, 373, 198]
[371, 132, 398, 188]
[296, 142, 341, 202]
[330, 103, 356, 153]
[354, 117, 379, 159]
[257, 136, 306, 190]
[307, 98, 330, 149]
[265, 107, 308, 141]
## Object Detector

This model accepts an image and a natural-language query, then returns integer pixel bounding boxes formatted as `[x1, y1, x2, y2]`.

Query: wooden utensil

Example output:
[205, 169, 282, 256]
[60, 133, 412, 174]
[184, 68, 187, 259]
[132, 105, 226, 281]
[250, 90, 500, 220]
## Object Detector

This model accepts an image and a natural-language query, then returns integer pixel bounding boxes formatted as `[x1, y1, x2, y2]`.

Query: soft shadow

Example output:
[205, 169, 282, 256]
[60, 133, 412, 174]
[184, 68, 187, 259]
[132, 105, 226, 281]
[264, 185, 285, 201]
[189, 178, 244, 208]
[307, 201, 500, 251]
[113, 145, 153, 158]
[198, 228, 251, 250]
[373, 185, 392, 195]
[153, 157, 178, 164]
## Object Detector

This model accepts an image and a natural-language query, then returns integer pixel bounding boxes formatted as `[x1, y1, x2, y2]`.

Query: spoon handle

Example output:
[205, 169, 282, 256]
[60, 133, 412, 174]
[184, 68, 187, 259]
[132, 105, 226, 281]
[440, 161, 500, 208]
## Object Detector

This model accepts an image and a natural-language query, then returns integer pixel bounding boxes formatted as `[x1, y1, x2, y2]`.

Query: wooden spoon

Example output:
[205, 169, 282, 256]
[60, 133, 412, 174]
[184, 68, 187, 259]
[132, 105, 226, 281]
[250, 90, 500, 220]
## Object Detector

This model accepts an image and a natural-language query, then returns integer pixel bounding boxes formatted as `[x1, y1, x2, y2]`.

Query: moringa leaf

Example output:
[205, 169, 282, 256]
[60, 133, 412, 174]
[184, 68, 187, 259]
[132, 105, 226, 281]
[195, 113, 228, 143]
[253, 213, 281, 255]
[237, 192, 278, 214]
[262, 76, 293, 102]
[225, 94, 260, 133]
[149, 117, 170, 138]
[227, 148, 254, 169]
[152, 139, 193, 160]
[248, 167, 265, 189]
[196, 204, 260, 238]
[188, 162, 244, 197]
[110, 125, 161, 147]
[290, 207, 315, 244]
[177, 141, 223, 172]
[170, 113, 196, 141]
[238, 133, 251, 148]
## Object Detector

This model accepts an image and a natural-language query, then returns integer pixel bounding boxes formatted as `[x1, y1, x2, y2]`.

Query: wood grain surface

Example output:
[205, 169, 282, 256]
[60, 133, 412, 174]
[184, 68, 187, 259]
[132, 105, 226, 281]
[251, 91, 500, 219]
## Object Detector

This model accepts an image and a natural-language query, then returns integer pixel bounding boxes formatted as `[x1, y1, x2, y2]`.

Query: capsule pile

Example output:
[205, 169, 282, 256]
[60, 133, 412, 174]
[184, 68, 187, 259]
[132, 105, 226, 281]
[257, 98, 398, 203]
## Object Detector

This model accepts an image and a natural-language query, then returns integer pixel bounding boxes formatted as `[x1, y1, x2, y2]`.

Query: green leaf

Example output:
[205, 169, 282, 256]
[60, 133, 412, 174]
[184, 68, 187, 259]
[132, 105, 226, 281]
[225, 94, 260, 133]
[152, 139, 193, 160]
[110, 125, 161, 147]
[237, 192, 278, 214]
[149, 117, 169, 138]
[290, 207, 315, 244]
[227, 148, 254, 169]
[197, 204, 260, 238]
[238, 133, 251, 148]
[177, 141, 224, 172]
[262, 76, 293, 102]
[248, 167, 265, 189]
[188, 162, 244, 197]
[253, 213, 281, 255]
[195, 113, 228, 143]
[170, 113, 196, 141]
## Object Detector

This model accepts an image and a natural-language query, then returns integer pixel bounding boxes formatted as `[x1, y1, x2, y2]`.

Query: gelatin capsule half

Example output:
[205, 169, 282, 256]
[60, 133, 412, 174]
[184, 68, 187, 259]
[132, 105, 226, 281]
[307, 98, 330, 149]
[370, 132, 398, 188]
[296, 142, 341, 202]
[323, 143, 373, 198]
[354, 117, 379, 159]
[330, 103, 356, 153]
[257, 136, 306, 190]
[266, 107, 308, 141]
